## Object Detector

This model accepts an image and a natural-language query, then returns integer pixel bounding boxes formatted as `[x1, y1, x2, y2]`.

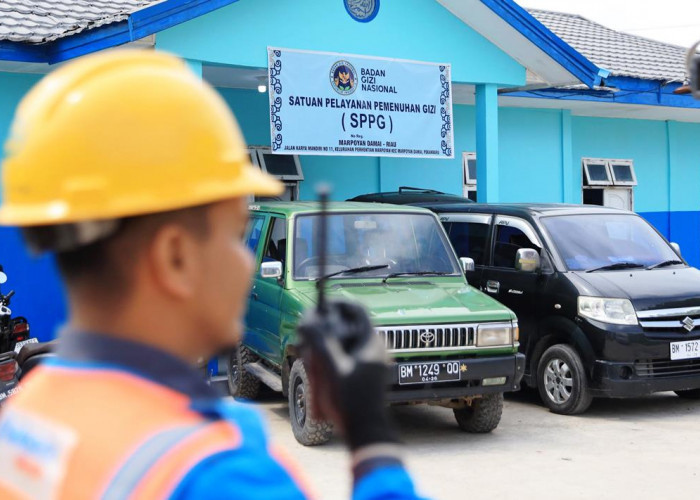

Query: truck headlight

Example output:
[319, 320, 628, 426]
[476, 323, 513, 347]
[577, 297, 637, 325]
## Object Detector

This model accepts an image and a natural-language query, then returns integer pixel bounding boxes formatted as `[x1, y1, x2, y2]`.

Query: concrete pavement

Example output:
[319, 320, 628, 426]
[239, 390, 700, 499]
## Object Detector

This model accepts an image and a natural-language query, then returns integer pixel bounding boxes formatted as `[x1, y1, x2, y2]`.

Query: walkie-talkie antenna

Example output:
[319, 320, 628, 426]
[316, 183, 331, 314]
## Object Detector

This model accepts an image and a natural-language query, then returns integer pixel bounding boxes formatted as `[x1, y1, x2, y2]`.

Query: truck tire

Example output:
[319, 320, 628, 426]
[288, 359, 332, 446]
[537, 344, 592, 415]
[227, 346, 261, 400]
[675, 389, 700, 399]
[453, 393, 503, 433]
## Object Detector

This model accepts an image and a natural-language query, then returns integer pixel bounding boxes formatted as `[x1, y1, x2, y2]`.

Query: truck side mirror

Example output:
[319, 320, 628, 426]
[460, 257, 475, 273]
[260, 261, 283, 279]
[515, 248, 540, 273]
[670, 242, 681, 256]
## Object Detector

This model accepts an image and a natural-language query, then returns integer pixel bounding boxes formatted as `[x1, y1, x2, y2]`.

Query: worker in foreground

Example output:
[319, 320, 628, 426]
[0, 50, 422, 499]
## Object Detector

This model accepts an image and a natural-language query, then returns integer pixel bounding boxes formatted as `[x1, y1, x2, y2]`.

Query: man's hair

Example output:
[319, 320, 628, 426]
[26, 205, 211, 300]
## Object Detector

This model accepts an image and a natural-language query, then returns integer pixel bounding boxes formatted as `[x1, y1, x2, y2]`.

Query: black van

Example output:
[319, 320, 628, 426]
[366, 201, 700, 414]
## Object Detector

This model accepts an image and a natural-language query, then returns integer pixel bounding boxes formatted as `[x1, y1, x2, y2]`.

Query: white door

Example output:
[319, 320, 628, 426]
[603, 188, 632, 210]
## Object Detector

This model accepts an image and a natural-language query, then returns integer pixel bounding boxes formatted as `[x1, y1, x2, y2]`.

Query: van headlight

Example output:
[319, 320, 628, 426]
[476, 323, 513, 347]
[578, 297, 637, 325]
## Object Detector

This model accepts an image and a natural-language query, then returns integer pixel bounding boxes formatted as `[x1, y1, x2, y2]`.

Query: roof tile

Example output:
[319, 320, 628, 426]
[0, 0, 160, 44]
[529, 9, 689, 82]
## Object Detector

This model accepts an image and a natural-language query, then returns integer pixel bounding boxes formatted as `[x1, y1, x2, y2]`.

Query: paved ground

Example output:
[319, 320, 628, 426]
[236, 389, 700, 499]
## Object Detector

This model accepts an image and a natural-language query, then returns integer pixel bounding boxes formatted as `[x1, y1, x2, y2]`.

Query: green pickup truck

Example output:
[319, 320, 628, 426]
[230, 201, 525, 445]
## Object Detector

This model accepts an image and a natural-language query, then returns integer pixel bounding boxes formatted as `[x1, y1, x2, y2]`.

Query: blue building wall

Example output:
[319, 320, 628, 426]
[499, 108, 565, 203]
[0, 72, 66, 341]
[666, 122, 700, 262]
[156, 0, 525, 86]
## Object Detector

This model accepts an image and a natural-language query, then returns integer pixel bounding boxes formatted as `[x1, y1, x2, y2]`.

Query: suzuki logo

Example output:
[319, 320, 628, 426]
[420, 331, 435, 344]
[682, 317, 695, 332]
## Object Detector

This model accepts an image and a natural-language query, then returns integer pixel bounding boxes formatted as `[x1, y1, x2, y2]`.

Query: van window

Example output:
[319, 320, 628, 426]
[263, 217, 288, 268]
[541, 214, 679, 271]
[444, 221, 489, 265]
[246, 216, 265, 253]
[493, 222, 540, 269]
[293, 213, 460, 280]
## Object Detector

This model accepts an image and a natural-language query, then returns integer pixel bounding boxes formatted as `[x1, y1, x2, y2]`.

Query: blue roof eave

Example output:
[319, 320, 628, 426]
[0, 40, 48, 62]
[503, 80, 700, 110]
[480, 0, 609, 88]
[0, 0, 241, 65]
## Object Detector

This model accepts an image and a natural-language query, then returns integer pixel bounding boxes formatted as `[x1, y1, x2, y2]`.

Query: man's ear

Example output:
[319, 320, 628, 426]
[148, 224, 201, 299]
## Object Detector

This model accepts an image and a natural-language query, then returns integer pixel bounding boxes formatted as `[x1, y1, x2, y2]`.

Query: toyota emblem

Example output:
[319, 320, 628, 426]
[420, 331, 435, 344]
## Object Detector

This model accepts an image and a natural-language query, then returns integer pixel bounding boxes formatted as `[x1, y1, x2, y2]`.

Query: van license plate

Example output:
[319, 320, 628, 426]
[398, 361, 462, 385]
[670, 340, 700, 360]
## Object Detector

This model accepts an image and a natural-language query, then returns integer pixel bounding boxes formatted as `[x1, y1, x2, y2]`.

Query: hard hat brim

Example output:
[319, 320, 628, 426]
[235, 162, 286, 198]
[0, 162, 284, 227]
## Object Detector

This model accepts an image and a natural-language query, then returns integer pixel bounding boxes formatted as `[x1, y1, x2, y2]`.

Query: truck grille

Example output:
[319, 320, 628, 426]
[637, 306, 700, 332]
[635, 359, 700, 378]
[376, 324, 475, 353]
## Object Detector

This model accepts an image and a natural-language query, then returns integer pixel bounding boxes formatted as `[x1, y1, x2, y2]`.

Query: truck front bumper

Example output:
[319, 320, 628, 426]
[386, 353, 526, 404]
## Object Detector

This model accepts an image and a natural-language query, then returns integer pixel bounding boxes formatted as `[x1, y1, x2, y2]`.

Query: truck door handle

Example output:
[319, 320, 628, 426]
[486, 280, 500, 294]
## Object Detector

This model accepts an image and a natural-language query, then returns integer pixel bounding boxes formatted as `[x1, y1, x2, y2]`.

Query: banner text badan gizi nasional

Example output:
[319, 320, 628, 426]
[268, 47, 454, 159]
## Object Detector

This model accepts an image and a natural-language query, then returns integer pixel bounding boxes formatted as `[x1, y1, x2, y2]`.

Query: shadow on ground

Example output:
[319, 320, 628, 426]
[506, 386, 700, 421]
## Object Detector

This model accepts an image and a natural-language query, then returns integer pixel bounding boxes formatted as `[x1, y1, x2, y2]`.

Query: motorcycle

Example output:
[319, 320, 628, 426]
[0, 266, 52, 406]
[0, 266, 33, 354]
[0, 342, 56, 405]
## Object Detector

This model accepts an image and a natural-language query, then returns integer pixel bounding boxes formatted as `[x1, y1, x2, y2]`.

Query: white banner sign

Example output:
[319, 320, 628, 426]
[268, 47, 453, 159]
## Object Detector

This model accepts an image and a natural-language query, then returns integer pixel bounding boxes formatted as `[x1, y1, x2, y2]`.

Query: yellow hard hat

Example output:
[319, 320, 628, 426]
[0, 50, 282, 226]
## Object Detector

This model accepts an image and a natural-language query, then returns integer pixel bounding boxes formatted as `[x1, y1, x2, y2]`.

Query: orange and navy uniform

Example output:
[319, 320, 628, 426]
[0, 332, 422, 499]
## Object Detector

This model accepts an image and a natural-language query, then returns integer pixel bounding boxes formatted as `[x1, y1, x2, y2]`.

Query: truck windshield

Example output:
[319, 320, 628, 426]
[293, 212, 460, 280]
[541, 214, 681, 272]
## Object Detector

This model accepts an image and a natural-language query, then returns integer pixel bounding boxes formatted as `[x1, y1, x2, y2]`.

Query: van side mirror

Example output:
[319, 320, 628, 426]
[515, 248, 540, 273]
[459, 257, 475, 273]
[670, 242, 681, 256]
[260, 261, 283, 279]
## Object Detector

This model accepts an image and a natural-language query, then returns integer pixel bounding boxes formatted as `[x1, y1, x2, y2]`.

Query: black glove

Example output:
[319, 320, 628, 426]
[297, 300, 399, 451]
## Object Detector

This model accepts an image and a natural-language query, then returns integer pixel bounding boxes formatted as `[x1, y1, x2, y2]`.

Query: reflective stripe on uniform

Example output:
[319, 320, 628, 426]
[101, 422, 209, 500]
[0, 360, 314, 500]
[0, 364, 224, 499]
[127, 420, 241, 499]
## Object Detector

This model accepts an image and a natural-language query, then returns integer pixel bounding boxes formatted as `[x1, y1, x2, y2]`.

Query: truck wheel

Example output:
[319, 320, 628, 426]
[537, 344, 592, 415]
[453, 393, 503, 433]
[675, 389, 700, 399]
[288, 359, 332, 446]
[227, 346, 261, 400]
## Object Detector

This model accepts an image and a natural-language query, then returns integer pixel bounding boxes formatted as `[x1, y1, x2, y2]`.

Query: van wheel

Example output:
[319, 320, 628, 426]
[288, 359, 332, 446]
[675, 389, 700, 399]
[453, 393, 503, 433]
[227, 346, 261, 400]
[537, 344, 592, 415]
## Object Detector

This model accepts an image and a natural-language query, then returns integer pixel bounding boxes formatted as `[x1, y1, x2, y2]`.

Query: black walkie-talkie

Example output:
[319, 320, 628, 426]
[312, 185, 360, 351]
[316, 184, 331, 315]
